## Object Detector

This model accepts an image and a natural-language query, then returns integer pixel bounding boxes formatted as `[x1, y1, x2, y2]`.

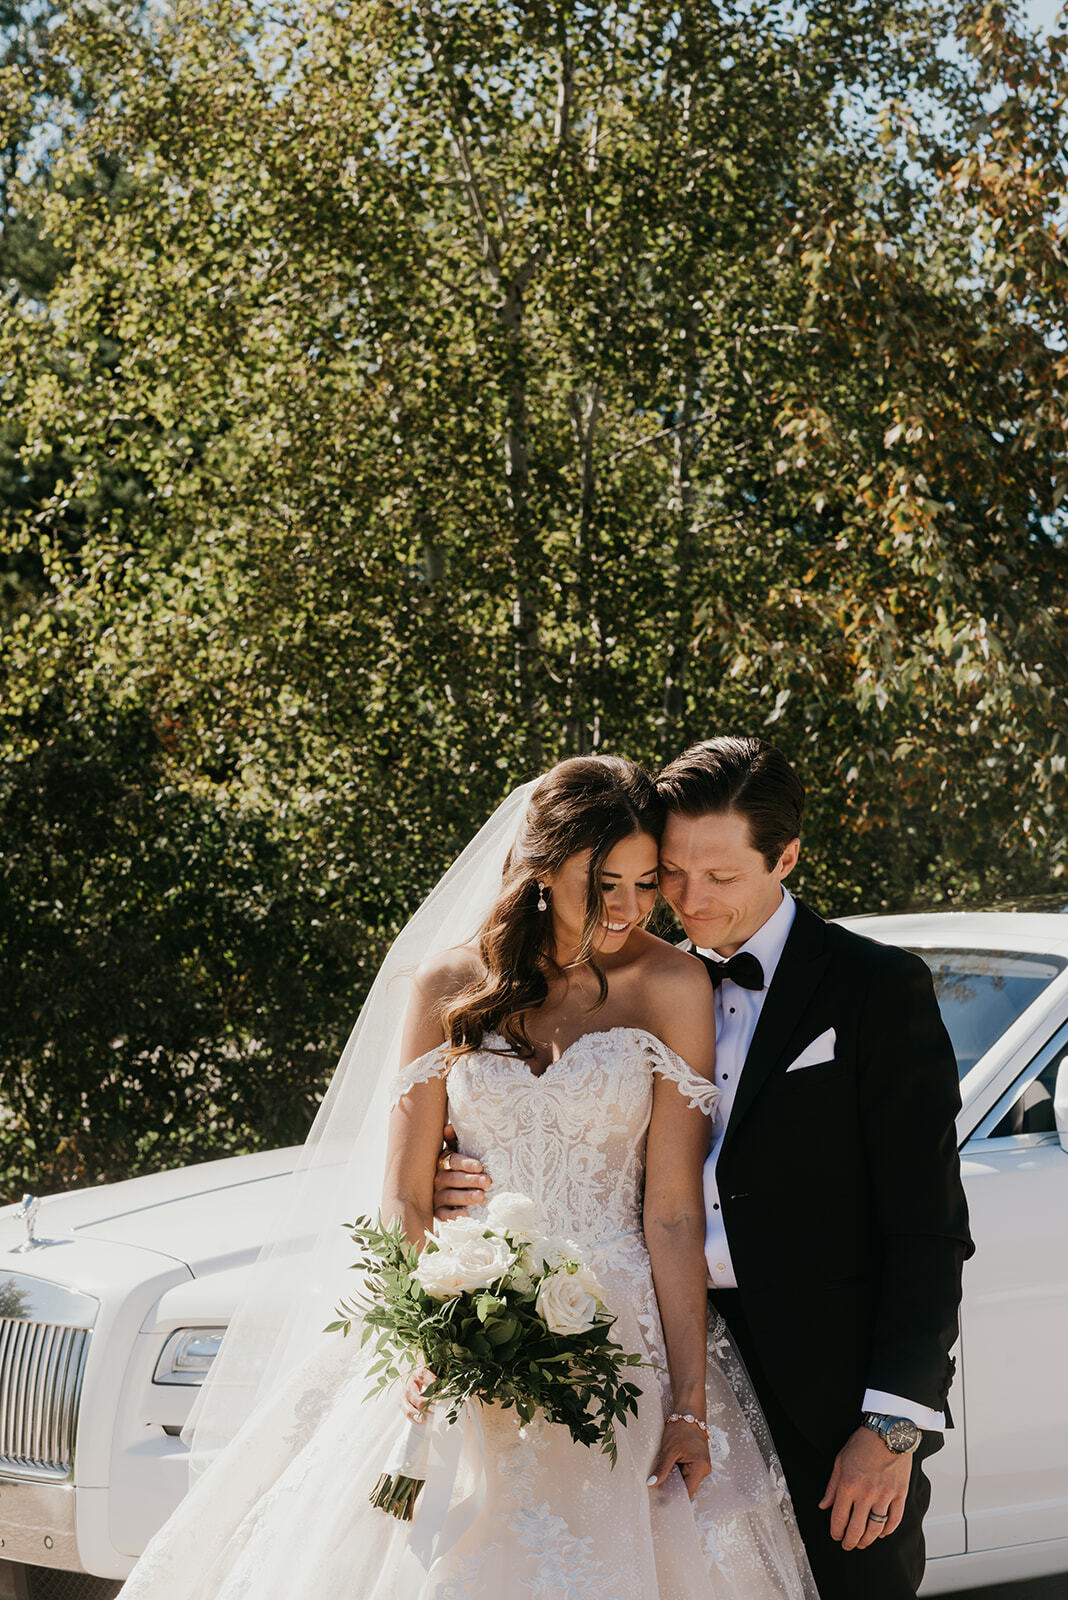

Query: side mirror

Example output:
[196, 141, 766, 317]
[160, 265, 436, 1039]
[1056, 1054, 1068, 1154]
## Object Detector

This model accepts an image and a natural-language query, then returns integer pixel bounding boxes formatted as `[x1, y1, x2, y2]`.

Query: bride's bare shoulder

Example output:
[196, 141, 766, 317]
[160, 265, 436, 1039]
[632, 928, 705, 985]
[412, 943, 486, 1007]
[628, 932, 714, 1069]
[400, 945, 487, 1059]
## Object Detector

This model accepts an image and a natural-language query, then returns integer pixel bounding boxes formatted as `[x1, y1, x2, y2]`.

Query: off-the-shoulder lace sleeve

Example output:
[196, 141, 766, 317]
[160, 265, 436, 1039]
[388, 1047, 449, 1110]
[638, 1032, 720, 1115]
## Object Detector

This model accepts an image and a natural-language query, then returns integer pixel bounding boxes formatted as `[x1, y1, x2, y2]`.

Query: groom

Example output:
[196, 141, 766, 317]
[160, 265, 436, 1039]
[435, 735, 972, 1600]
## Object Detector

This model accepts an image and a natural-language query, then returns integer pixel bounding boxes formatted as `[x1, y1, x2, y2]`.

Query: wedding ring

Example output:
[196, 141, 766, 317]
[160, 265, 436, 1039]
[439, 1153, 452, 1172]
[867, 1511, 889, 1524]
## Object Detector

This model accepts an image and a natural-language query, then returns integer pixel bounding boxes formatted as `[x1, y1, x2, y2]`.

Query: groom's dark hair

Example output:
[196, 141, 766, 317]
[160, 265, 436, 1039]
[656, 736, 805, 871]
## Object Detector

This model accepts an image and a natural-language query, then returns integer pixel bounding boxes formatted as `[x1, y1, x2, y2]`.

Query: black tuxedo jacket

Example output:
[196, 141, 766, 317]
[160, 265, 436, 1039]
[703, 899, 973, 1452]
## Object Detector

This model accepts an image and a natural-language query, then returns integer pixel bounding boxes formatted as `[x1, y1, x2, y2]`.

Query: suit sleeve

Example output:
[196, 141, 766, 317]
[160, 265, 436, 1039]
[856, 947, 974, 1413]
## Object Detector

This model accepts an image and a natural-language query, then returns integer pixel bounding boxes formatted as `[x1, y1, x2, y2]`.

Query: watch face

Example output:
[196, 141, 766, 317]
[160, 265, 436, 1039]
[887, 1418, 920, 1452]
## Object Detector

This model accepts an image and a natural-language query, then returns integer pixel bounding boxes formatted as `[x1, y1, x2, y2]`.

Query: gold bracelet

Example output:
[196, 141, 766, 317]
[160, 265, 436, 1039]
[667, 1411, 710, 1440]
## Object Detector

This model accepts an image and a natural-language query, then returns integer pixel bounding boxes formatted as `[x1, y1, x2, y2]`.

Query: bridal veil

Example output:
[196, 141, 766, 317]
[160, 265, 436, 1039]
[185, 777, 540, 1478]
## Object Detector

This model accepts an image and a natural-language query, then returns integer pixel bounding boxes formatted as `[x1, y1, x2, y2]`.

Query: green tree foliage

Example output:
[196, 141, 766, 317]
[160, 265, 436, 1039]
[1, 0, 1065, 1195]
[1, 0, 146, 617]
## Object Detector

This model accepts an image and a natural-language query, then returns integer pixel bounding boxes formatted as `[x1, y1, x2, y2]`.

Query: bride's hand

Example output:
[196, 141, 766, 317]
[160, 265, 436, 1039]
[402, 1363, 435, 1423]
[647, 1416, 712, 1500]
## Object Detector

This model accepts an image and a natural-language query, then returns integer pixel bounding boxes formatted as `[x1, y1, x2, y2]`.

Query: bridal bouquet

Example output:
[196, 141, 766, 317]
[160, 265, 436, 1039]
[329, 1192, 646, 1521]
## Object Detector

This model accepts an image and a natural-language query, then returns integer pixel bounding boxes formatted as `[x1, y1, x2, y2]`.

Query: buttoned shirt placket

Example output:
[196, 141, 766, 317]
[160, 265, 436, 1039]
[700, 888, 797, 1289]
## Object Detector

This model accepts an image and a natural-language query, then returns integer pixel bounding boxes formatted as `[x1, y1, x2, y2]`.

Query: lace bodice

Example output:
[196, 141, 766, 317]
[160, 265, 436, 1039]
[392, 1026, 719, 1250]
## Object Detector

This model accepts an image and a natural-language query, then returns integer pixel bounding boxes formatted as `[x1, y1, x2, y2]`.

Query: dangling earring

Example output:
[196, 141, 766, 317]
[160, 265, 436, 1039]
[537, 884, 548, 912]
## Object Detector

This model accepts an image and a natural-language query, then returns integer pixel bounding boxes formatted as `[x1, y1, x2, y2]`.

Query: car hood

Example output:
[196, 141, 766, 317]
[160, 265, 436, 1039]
[0, 1147, 302, 1275]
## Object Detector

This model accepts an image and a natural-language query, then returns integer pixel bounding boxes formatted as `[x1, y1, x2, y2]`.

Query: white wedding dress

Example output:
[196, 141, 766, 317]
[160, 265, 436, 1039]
[120, 1026, 817, 1599]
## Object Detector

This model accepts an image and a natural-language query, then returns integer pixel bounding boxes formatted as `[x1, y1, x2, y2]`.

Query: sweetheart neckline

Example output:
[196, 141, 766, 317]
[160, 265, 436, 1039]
[391, 1029, 716, 1112]
[480, 1024, 664, 1083]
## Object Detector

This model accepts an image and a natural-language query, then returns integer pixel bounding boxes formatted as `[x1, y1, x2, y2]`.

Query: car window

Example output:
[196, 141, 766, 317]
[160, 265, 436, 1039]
[907, 948, 1067, 1079]
[986, 1046, 1066, 1139]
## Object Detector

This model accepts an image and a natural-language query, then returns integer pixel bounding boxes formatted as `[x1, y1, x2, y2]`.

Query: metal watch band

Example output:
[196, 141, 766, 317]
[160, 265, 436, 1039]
[861, 1411, 922, 1454]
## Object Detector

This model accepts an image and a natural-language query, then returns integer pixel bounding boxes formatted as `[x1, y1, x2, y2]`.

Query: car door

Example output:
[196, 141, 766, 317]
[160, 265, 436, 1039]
[958, 1020, 1068, 1551]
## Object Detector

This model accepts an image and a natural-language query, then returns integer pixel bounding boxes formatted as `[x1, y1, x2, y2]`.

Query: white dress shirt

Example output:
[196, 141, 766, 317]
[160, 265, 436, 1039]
[699, 887, 796, 1291]
[697, 887, 944, 1431]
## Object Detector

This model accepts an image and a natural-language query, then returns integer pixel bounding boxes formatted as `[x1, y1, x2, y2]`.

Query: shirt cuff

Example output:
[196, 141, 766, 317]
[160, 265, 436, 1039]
[862, 1388, 945, 1432]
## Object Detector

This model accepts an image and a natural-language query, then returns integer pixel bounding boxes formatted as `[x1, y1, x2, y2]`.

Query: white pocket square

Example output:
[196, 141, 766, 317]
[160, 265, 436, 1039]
[785, 1028, 837, 1073]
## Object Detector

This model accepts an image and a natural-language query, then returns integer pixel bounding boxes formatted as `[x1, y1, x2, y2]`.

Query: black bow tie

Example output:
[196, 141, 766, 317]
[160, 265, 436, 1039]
[696, 950, 765, 992]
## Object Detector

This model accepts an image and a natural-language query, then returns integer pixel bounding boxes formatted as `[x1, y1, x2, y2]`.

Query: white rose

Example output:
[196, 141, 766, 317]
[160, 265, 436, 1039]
[413, 1249, 470, 1299]
[569, 1263, 607, 1302]
[535, 1265, 607, 1336]
[483, 1192, 542, 1240]
[414, 1234, 515, 1299]
[433, 1215, 492, 1248]
[521, 1233, 577, 1278]
[450, 1232, 516, 1287]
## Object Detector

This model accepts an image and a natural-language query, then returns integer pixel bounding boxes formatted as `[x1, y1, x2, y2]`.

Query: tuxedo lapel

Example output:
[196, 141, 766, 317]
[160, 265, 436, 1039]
[720, 899, 830, 1149]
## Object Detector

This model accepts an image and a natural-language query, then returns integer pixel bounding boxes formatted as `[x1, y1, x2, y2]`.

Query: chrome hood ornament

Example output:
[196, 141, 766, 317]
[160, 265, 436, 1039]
[9, 1193, 71, 1254]
[13, 1194, 44, 1253]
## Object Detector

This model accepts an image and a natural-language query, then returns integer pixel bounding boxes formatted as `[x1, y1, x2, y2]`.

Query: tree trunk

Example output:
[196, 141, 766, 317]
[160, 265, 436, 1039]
[660, 313, 699, 763]
[498, 276, 542, 765]
[564, 383, 601, 753]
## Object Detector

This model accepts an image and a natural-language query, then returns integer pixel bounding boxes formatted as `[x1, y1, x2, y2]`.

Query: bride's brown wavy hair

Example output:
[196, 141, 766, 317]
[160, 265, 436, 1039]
[443, 756, 664, 1061]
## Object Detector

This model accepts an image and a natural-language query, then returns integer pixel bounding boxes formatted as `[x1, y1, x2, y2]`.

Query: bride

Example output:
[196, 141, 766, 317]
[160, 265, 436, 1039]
[118, 756, 817, 1599]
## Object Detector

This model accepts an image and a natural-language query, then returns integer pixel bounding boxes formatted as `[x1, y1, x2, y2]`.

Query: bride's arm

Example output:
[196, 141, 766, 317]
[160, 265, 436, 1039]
[381, 950, 479, 1249]
[642, 958, 717, 1498]
[382, 1078, 447, 1251]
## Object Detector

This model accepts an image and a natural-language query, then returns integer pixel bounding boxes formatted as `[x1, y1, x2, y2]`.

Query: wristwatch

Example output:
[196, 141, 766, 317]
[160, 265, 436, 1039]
[861, 1412, 922, 1454]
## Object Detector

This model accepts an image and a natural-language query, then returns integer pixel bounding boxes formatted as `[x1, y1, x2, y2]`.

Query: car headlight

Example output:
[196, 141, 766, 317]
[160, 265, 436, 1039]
[153, 1327, 227, 1386]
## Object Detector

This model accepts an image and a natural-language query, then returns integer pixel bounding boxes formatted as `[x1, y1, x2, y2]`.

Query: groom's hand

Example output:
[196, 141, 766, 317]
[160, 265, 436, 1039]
[819, 1427, 912, 1550]
[433, 1126, 490, 1219]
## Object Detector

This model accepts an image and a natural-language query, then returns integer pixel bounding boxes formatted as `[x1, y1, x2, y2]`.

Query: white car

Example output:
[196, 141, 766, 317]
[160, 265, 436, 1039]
[1, 910, 1067, 1600]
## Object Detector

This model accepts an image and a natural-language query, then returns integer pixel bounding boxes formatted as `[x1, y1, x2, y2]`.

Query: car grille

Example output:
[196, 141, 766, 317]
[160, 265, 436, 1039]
[17, 1568, 122, 1600]
[0, 1319, 91, 1479]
